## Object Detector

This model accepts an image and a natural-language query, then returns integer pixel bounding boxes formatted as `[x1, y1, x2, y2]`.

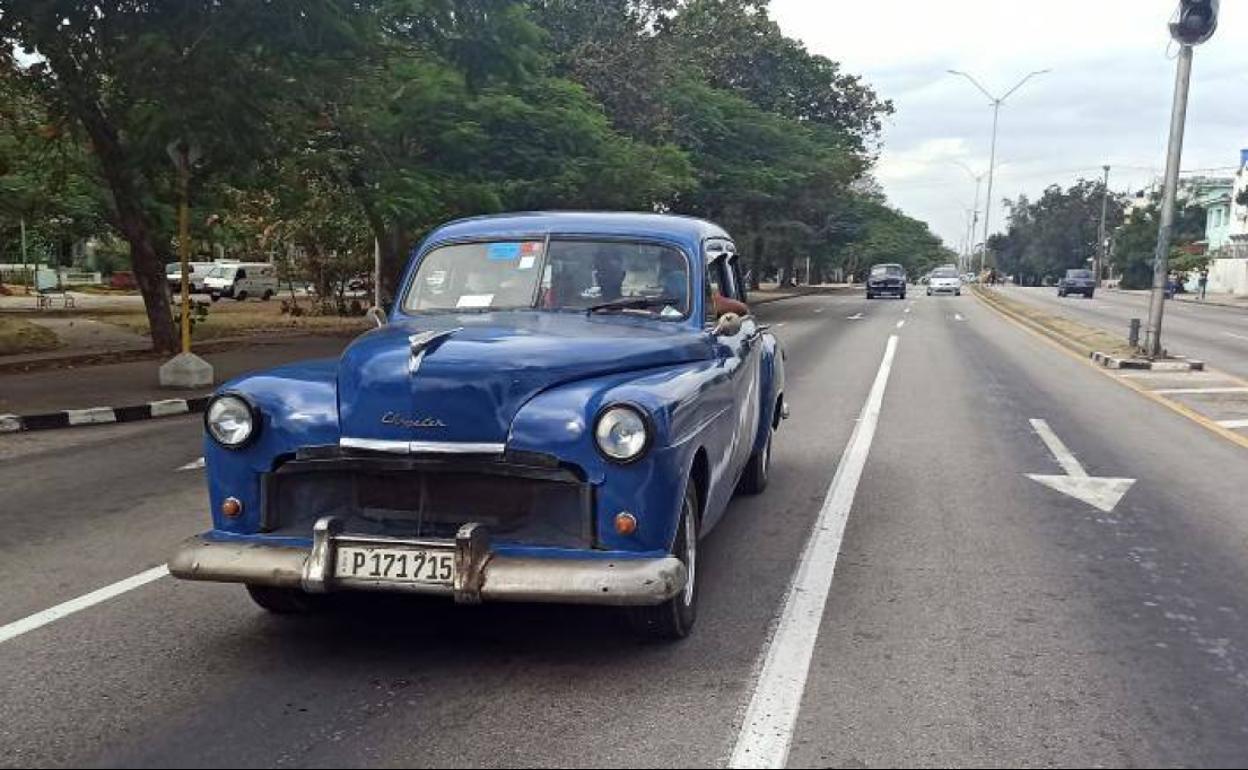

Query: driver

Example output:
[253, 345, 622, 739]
[593, 248, 626, 301]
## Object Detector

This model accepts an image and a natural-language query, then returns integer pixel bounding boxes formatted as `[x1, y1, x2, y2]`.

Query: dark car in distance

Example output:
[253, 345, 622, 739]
[1057, 269, 1096, 298]
[866, 263, 906, 299]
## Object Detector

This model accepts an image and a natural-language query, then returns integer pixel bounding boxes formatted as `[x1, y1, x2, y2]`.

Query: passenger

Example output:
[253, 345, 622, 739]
[593, 249, 626, 301]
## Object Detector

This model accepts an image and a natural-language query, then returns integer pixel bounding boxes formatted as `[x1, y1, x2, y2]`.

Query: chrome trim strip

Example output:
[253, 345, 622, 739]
[339, 437, 505, 455]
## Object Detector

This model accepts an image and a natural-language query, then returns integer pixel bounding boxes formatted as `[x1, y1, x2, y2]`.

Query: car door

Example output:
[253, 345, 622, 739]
[724, 252, 763, 478]
[701, 245, 760, 516]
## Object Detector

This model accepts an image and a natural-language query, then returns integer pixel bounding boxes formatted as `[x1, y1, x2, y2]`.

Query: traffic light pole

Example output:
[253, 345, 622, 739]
[1143, 43, 1193, 358]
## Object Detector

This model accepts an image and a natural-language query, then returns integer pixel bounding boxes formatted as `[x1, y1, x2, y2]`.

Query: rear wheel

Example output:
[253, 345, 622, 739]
[246, 585, 328, 614]
[235, 290, 249, 301]
[262, 290, 274, 301]
[628, 484, 699, 641]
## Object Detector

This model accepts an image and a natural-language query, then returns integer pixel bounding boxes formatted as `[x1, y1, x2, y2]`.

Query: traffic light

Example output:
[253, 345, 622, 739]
[1170, 0, 1219, 45]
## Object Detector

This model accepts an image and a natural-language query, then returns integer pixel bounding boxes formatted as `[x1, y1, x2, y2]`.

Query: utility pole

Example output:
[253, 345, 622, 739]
[158, 140, 213, 389]
[1144, 0, 1218, 358]
[1095, 165, 1111, 286]
[949, 69, 1050, 273]
[19, 215, 28, 294]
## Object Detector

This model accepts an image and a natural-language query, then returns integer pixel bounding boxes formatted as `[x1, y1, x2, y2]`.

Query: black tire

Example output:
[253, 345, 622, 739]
[926, 289, 932, 296]
[1086, 291, 1095, 299]
[1058, 289, 1066, 297]
[210, 293, 220, 303]
[899, 292, 906, 300]
[262, 290, 274, 301]
[235, 290, 249, 301]
[246, 584, 328, 614]
[866, 292, 874, 299]
[955, 289, 961, 296]
[738, 424, 773, 496]
[628, 483, 699, 641]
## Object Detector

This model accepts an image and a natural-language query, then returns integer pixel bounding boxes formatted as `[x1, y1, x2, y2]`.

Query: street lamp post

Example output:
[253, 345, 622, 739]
[953, 161, 985, 273]
[948, 69, 1051, 274]
[1095, 165, 1111, 287]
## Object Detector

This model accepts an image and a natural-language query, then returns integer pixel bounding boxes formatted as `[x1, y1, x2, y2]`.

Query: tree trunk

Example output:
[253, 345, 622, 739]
[45, 50, 178, 353]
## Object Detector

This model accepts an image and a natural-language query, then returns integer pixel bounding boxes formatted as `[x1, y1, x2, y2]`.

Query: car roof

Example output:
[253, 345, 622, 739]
[423, 211, 732, 248]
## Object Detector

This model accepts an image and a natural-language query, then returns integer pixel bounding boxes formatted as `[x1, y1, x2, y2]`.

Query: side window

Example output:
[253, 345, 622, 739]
[727, 256, 747, 302]
[704, 256, 730, 323]
[236, 269, 247, 280]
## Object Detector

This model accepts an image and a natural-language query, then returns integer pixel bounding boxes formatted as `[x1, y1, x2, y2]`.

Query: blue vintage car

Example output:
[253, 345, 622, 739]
[170, 212, 786, 639]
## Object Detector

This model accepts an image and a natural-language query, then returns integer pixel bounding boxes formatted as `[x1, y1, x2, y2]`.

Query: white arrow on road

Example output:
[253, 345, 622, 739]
[1026, 419, 1135, 513]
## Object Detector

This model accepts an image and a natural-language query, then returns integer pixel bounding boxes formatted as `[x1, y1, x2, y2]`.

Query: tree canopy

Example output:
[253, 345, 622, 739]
[1, 0, 947, 349]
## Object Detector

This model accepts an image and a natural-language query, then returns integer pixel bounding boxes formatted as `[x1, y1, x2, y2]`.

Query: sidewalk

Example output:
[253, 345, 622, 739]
[0, 334, 353, 415]
[1108, 287, 1248, 310]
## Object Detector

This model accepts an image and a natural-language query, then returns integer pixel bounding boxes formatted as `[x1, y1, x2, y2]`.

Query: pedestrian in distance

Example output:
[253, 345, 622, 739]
[1198, 268, 1208, 301]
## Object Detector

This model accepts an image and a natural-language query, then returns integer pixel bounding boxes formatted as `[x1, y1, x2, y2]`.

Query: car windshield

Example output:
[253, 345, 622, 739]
[932, 268, 959, 278]
[1067, 270, 1093, 279]
[871, 265, 903, 277]
[402, 239, 691, 318]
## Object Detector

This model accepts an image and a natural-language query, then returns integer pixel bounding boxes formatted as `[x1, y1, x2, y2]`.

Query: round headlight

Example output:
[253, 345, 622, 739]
[594, 405, 650, 462]
[206, 394, 257, 448]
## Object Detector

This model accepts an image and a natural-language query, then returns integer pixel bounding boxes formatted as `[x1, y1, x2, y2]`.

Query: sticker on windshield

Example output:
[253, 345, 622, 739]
[456, 294, 494, 309]
[487, 243, 521, 260]
[518, 255, 537, 270]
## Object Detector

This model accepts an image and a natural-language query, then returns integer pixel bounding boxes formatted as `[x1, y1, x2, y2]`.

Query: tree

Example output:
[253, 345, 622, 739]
[1111, 194, 1206, 289]
[1, 1, 374, 351]
[993, 180, 1126, 285]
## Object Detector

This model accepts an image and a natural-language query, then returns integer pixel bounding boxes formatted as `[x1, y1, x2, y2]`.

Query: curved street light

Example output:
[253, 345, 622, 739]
[948, 68, 1051, 272]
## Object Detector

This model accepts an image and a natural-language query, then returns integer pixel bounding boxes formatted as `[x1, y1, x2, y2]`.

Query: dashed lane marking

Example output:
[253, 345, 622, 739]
[0, 566, 170, 646]
[896, 320, 906, 329]
[177, 457, 206, 471]
[1217, 418, 1248, 430]
[730, 335, 900, 769]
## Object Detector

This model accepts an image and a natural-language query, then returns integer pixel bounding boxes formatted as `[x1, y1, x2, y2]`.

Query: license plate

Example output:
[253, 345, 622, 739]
[335, 545, 455, 585]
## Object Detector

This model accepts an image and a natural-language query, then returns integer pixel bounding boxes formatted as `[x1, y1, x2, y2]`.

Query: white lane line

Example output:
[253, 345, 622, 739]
[896, 319, 906, 329]
[1152, 387, 1248, 395]
[1217, 418, 1248, 430]
[847, 313, 864, 321]
[954, 313, 965, 322]
[1223, 332, 1248, 342]
[177, 457, 206, 471]
[774, 323, 787, 329]
[814, 309, 824, 314]
[730, 335, 899, 770]
[0, 566, 169, 646]
[1029, 418, 1087, 478]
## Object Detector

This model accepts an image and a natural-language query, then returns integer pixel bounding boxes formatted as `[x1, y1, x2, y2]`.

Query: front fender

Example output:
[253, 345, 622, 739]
[507, 360, 730, 553]
[204, 359, 340, 534]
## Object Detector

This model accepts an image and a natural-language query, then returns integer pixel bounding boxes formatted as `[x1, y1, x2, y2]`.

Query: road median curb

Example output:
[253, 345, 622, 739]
[973, 286, 1248, 451]
[0, 396, 210, 434]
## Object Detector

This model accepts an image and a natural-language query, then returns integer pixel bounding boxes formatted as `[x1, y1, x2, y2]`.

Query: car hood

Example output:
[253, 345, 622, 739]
[336, 312, 712, 445]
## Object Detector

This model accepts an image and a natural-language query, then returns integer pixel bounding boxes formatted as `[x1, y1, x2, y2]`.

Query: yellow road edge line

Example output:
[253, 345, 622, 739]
[971, 288, 1248, 452]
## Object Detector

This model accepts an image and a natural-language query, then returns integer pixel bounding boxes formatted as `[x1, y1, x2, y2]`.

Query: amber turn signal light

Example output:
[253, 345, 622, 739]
[614, 512, 638, 536]
[221, 497, 243, 518]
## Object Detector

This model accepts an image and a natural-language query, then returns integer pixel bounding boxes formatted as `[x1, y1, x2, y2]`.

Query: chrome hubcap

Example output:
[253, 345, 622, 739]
[682, 503, 697, 606]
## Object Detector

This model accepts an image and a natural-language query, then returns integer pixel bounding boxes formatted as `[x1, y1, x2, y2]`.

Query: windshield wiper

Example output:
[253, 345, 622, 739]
[586, 296, 681, 315]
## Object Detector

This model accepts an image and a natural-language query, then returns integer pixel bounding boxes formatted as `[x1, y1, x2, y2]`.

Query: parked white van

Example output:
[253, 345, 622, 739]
[203, 262, 278, 301]
[166, 262, 216, 294]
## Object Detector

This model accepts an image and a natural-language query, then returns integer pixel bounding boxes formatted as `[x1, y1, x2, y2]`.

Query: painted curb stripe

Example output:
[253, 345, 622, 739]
[0, 397, 209, 434]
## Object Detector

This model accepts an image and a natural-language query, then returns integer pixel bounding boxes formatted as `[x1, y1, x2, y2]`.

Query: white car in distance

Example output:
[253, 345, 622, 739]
[927, 267, 962, 296]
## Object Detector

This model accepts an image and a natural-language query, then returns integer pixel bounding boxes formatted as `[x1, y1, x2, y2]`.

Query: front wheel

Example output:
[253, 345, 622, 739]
[262, 290, 274, 301]
[246, 584, 329, 614]
[235, 290, 249, 301]
[866, 292, 874, 299]
[628, 483, 699, 641]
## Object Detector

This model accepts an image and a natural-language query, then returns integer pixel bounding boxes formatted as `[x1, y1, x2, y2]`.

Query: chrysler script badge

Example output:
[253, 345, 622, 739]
[382, 411, 447, 429]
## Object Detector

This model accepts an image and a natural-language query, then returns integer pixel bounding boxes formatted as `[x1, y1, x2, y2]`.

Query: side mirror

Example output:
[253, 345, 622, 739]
[366, 306, 388, 328]
[713, 312, 742, 337]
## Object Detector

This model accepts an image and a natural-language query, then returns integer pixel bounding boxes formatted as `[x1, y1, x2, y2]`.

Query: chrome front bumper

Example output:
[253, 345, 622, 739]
[169, 517, 687, 607]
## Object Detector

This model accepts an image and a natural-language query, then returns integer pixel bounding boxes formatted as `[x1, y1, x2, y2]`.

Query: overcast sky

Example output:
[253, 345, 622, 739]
[770, 0, 1248, 252]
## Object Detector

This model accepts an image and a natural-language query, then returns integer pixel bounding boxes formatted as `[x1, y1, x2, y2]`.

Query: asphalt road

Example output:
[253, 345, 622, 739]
[1002, 286, 1248, 379]
[2, 290, 1247, 768]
